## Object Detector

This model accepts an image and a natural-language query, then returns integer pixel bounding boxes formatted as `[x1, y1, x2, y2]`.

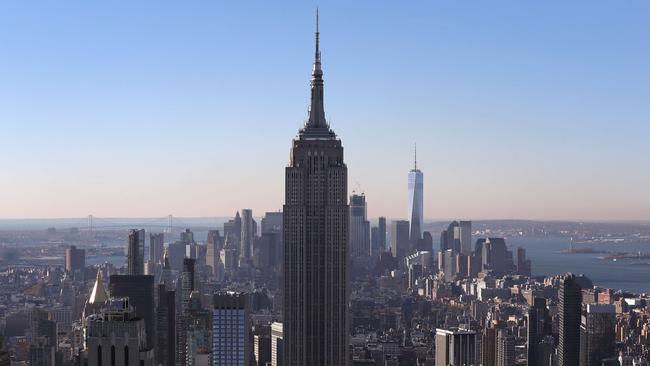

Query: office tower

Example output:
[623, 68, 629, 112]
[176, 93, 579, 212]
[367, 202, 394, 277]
[516, 247, 532, 276]
[270, 322, 283, 366]
[109, 275, 155, 350]
[253, 331, 271, 366]
[442, 249, 457, 282]
[149, 233, 164, 265]
[580, 304, 616, 366]
[497, 329, 515, 366]
[180, 228, 194, 244]
[445, 221, 460, 253]
[390, 220, 410, 259]
[377, 217, 387, 252]
[558, 273, 583, 366]
[527, 298, 552, 366]
[156, 284, 175, 366]
[184, 292, 211, 366]
[407, 146, 424, 244]
[168, 240, 186, 272]
[181, 258, 196, 313]
[85, 297, 154, 366]
[255, 232, 282, 270]
[349, 193, 370, 258]
[435, 328, 476, 366]
[457, 221, 472, 255]
[261, 211, 283, 234]
[439, 230, 449, 251]
[220, 237, 238, 274]
[370, 227, 380, 257]
[223, 212, 242, 256]
[205, 230, 222, 277]
[481, 321, 502, 366]
[408, 263, 423, 289]
[240, 209, 255, 262]
[127, 229, 145, 275]
[177, 258, 195, 366]
[481, 237, 509, 274]
[260, 212, 283, 269]
[283, 13, 349, 366]
[29, 309, 57, 366]
[211, 292, 249, 366]
[65, 245, 85, 274]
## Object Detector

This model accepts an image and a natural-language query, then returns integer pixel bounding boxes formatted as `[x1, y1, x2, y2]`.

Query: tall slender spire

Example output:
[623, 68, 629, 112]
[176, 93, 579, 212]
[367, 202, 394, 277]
[414, 143, 417, 170]
[305, 8, 327, 129]
[315, 7, 320, 64]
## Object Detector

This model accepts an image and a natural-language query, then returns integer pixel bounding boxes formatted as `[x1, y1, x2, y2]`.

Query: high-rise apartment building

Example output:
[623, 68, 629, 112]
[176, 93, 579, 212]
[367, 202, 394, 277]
[127, 229, 145, 275]
[283, 13, 349, 365]
[349, 193, 370, 258]
[558, 273, 583, 366]
[407, 148, 424, 244]
[211, 292, 249, 366]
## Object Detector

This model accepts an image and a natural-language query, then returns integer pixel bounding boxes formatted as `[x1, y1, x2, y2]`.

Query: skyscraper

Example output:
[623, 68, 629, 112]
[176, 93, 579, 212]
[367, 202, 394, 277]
[458, 220, 472, 255]
[240, 208, 255, 263]
[149, 233, 164, 266]
[270, 322, 283, 366]
[283, 12, 349, 365]
[211, 292, 249, 366]
[408, 146, 424, 244]
[205, 230, 222, 277]
[349, 193, 370, 258]
[108, 275, 155, 350]
[177, 258, 195, 366]
[65, 245, 86, 274]
[435, 328, 476, 366]
[223, 212, 242, 257]
[580, 304, 616, 366]
[156, 283, 175, 366]
[390, 220, 410, 260]
[377, 216, 387, 252]
[127, 229, 145, 275]
[527, 298, 551, 366]
[558, 273, 583, 366]
[85, 297, 154, 366]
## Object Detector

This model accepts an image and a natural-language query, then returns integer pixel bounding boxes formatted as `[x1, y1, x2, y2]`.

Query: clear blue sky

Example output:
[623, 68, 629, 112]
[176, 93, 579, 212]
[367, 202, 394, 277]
[1, 1, 649, 220]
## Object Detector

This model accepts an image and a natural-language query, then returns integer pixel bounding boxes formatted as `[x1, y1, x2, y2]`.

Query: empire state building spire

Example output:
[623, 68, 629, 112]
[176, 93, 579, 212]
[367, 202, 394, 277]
[306, 8, 327, 130]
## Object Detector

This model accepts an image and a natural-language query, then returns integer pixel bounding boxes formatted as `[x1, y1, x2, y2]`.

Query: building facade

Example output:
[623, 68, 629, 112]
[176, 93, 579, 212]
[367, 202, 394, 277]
[211, 292, 249, 366]
[282, 13, 349, 365]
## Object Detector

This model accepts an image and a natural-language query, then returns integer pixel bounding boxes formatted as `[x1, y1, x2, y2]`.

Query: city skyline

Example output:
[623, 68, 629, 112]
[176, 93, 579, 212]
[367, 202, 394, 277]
[2, 2, 649, 221]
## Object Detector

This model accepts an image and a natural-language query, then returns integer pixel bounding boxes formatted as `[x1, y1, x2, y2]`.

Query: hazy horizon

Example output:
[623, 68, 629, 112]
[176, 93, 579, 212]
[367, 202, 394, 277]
[2, 1, 649, 220]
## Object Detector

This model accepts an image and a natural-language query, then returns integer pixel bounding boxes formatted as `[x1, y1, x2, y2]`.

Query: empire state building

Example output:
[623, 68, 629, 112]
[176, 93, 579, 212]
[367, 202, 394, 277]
[283, 12, 349, 366]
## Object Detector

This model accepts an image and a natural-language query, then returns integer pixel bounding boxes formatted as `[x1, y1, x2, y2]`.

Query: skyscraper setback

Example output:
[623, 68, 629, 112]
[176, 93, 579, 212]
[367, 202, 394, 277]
[283, 12, 349, 365]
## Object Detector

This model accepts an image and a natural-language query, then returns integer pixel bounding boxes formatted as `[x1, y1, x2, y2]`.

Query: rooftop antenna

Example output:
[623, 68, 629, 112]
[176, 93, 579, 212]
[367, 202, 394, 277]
[414, 143, 417, 170]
